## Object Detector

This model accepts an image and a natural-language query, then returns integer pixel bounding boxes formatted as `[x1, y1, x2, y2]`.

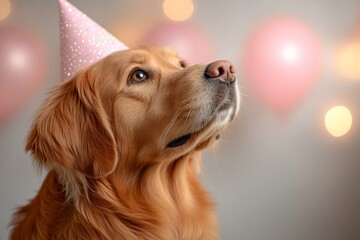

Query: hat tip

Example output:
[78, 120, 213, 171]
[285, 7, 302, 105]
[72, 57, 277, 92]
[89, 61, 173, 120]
[58, 0, 128, 82]
[58, 0, 68, 6]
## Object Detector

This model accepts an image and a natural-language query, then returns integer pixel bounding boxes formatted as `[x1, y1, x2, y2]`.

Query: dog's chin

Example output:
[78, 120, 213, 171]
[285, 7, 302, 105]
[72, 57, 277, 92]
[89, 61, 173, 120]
[213, 104, 236, 128]
[166, 103, 235, 149]
[166, 80, 240, 149]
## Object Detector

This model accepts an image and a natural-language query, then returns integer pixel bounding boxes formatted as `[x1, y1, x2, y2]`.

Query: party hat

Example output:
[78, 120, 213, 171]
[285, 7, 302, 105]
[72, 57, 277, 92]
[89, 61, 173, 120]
[58, 0, 128, 81]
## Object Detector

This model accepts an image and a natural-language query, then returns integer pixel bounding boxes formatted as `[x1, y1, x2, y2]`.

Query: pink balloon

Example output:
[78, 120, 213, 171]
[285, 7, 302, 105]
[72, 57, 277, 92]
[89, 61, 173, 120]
[243, 17, 322, 114]
[139, 22, 213, 65]
[0, 26, 46, 125]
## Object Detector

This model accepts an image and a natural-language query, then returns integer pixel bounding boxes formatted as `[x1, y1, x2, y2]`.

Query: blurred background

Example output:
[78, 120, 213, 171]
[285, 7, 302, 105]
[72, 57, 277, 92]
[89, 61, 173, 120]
[1, 0, 360, 239]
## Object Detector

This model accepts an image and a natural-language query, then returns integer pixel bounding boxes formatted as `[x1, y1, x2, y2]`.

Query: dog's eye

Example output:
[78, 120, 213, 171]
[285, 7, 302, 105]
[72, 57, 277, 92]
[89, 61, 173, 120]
[180, 61, 187, 69]
[130, 70, 148, 83]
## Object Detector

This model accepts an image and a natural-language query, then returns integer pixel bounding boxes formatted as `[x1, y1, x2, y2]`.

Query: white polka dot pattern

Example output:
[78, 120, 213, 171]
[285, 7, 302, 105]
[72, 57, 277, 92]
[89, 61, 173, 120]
[58, 0, 127, 81]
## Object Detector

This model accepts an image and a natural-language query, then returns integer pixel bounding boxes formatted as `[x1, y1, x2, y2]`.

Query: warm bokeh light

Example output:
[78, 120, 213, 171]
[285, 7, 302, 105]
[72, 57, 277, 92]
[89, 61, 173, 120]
[163, 0, 194, 22]
[325, 106, 352, 137]
[337, 41, 360, 80]
[0, 0, 11, 21]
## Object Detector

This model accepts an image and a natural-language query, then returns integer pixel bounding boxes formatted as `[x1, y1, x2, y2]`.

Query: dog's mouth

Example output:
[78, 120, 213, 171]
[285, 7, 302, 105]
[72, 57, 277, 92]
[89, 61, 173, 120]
[167, 132, 222, 148]
[166, 103, 234, 148]
[167, 133, 193, 148]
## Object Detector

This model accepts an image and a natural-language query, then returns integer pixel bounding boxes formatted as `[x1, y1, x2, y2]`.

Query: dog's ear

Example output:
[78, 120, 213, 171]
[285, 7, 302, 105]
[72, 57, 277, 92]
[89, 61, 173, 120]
[26, 70, 117, 178]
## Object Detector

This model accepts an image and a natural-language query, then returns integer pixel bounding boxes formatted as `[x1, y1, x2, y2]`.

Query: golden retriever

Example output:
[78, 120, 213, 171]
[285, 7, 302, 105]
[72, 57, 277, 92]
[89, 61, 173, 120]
[10, 46, 240, 240]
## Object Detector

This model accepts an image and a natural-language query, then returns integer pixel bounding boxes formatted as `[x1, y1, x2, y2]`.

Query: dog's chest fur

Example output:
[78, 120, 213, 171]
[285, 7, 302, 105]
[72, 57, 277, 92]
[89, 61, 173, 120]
[11, 165, 219, 240]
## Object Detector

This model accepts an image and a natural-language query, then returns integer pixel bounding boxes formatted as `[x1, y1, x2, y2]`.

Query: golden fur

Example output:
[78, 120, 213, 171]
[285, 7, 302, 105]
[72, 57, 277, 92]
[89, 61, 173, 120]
[10, 46, 240, 239]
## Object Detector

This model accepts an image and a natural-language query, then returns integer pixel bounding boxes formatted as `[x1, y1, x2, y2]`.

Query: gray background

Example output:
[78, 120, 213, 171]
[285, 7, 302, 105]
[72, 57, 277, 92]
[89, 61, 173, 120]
[1, 0, 360, 239]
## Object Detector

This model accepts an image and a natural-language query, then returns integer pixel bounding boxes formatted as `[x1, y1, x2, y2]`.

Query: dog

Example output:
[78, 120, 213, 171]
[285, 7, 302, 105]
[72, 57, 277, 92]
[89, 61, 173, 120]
[10, 45, 240, 239]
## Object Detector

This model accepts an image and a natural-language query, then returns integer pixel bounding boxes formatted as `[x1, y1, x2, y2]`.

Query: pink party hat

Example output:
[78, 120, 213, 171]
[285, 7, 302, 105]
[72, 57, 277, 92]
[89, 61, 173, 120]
[58, 0, 128, 81]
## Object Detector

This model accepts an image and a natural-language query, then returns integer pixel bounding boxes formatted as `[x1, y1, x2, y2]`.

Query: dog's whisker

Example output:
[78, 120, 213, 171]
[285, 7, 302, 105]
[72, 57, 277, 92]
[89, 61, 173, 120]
[161, 97, 202, 140]
[160, 103, 188, 140]
[210, 148, 221, 174]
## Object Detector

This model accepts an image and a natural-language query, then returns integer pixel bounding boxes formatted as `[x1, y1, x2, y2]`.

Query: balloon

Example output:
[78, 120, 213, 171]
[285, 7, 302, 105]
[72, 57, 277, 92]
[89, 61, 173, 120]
[0, 26, 46, 125]
[243, 16, 322, 114]
[139, 21, 213, 65]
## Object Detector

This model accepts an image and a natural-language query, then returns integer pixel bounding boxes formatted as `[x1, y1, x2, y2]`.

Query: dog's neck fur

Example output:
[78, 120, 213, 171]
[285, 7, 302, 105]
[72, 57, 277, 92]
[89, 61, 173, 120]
[11, 151, 218, 239]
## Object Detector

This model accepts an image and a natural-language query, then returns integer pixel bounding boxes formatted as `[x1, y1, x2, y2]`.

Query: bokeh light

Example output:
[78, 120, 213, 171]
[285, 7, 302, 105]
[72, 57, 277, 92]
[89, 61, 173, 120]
[336, 41, 360, 80]
[0, 0, 11, 21]
[325, 106, 352, 137]
[243, 16, 322, 115]
[163, 0, 194, 22]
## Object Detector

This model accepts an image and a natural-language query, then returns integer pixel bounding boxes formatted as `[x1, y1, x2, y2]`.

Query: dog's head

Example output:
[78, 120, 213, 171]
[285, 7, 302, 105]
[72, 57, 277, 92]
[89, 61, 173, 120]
[26, 46, 240, 178]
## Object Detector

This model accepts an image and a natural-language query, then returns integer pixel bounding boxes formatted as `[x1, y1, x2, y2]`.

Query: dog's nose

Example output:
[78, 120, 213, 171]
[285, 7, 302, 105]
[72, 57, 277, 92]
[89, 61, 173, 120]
[204, 60, 236, 83]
